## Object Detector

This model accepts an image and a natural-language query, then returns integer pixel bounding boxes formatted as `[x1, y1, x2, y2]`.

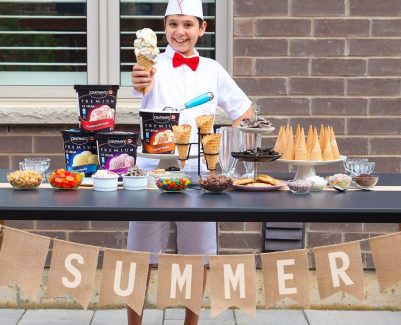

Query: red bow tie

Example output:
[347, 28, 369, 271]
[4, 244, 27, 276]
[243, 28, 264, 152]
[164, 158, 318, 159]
[172, 52, 199, 71]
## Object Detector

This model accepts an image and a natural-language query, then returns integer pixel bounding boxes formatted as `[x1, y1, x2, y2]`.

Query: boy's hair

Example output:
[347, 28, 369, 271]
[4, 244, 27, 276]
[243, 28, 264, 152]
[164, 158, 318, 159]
[164, 16, 204, 27]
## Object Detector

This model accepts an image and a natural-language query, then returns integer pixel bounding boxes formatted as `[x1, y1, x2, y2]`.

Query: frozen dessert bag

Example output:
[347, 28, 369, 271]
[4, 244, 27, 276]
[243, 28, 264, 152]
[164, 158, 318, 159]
[61, 129, 98, 176]
[74, 84, 119, 132]
[95, 131, 139, 175]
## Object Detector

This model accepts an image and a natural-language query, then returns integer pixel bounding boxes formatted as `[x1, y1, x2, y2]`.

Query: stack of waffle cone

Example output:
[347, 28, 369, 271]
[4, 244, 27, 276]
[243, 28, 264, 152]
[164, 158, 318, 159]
[172, 124, 192, 169]
[195, 114, 214, 136]
[201, 134, 221, 175]
[136, 55, 154, 95]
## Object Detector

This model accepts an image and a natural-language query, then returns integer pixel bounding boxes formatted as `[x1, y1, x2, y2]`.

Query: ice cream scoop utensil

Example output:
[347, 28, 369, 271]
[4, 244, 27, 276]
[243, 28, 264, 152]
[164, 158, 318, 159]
[162, 92, 214, 111]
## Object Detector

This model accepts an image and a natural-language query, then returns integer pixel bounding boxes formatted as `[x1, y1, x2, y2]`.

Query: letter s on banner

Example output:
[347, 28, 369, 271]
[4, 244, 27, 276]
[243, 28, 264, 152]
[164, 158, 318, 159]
[328, 252, 354, 288]
[62, 253, 84, 289]
[223, 264, 245, 299]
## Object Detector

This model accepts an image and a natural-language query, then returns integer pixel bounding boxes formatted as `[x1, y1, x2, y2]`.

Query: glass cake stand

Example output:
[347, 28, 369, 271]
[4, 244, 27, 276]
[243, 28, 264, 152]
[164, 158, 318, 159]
[279, 155, 347, 180]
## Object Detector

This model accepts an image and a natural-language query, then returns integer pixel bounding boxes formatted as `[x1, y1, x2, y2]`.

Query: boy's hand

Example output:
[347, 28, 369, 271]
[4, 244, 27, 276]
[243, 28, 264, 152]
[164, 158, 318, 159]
[131, 65, 156, 95]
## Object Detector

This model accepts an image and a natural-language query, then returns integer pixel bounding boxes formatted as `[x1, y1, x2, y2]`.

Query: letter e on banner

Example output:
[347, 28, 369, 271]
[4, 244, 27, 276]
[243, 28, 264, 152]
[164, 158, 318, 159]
[277, 259, 297, 295]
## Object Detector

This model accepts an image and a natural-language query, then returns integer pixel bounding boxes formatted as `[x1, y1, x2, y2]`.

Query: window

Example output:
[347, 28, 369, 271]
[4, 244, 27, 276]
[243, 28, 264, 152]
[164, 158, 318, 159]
[0, 0, 228, 98]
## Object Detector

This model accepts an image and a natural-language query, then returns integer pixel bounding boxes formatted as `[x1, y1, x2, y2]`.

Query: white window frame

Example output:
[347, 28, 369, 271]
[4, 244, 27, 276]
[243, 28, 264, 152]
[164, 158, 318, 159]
[0, 0, 231, 99]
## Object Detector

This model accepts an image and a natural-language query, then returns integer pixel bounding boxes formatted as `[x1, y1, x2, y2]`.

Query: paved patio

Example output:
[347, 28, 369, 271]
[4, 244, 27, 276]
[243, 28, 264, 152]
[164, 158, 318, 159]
[1, 308, 401, 325]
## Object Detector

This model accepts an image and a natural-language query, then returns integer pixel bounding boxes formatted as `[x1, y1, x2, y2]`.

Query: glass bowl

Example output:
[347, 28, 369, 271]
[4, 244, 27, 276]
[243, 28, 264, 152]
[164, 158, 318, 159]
[46, 169, 84, 190]
[353, 174, 379, 188]
[7, 170, 42, 190]
[19, 157, 51, 176]
[199, 175, 233, 193]
[343, 158, 375, 177]
[287, 179, 313, 194]
[155, 176, 191, 192]
[328, 173, 352, 190]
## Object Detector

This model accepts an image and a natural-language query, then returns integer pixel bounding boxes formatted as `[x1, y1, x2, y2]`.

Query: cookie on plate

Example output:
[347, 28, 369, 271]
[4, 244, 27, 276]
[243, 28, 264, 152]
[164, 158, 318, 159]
[256, 174, 280, 185]
[233, 178, 254, 186]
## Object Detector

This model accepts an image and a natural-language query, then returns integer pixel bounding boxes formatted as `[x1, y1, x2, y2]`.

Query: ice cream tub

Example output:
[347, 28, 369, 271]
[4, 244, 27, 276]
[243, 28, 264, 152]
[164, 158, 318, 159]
[61, 129, 99, 176]
[95, 131, 138, 175]
[139, 110, 180, 154]
[74, 84, 119, 132]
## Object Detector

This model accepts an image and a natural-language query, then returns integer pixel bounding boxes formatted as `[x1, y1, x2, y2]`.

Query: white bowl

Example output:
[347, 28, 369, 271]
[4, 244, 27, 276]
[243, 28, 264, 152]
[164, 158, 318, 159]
[92, 176, 119, 191]
[123, 175, 147, 190]
[307, 176, 328, 191]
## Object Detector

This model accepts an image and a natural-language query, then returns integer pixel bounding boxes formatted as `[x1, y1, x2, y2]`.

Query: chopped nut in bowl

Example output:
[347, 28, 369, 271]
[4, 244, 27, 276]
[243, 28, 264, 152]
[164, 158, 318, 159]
[200, 175, 233, 193]
[7, 170, 42, 190]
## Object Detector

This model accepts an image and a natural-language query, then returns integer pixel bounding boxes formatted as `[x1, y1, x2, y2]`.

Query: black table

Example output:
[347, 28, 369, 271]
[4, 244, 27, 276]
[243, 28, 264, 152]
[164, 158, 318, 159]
[1, 172, 401, 222]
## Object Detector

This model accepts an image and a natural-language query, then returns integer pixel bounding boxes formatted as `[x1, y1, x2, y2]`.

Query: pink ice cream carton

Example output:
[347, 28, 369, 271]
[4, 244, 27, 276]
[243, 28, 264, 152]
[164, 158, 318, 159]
[95, 131, 138, 175]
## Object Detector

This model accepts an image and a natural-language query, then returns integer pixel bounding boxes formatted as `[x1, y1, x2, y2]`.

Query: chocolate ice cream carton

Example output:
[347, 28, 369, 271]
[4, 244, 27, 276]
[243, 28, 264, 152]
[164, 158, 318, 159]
[139, 110, 180, 154]
[61, 129, 98, 176]
[95, 131, 139, 175]
[74, 84, 119, 132]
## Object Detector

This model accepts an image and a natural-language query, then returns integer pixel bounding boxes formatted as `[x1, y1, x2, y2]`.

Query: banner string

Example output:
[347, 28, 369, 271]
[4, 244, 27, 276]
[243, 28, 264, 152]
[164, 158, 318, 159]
[0, 225, 381, 257]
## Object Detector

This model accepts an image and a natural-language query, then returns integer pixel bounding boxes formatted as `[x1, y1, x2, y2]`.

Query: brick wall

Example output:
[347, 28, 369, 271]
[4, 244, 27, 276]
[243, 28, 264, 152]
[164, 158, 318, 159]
[1, 0, 401, 269]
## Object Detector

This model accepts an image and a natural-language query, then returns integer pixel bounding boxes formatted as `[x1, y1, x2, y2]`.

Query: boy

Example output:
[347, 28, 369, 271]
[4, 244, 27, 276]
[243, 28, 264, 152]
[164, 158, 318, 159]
[128, 1, 253, 324]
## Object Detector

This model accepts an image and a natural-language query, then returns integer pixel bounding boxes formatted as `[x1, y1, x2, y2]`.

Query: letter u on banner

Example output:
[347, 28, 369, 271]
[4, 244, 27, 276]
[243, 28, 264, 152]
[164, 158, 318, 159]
[261, 249, 310, 308]
[0, 227, 50, 301]
[156, 254, 204, 315]
[46, 239, 99, 309]
[313, 241, 364, 301]
[369, 232, 401, 292]
[209, 255, 256, 318]
[99, 248, 150, 315]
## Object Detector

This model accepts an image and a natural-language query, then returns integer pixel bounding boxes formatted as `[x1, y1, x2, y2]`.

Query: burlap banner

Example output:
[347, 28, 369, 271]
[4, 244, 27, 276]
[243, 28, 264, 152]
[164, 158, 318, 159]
[0, 227, 50, 301]
[313, 241, 365, 301]
[46, 239, 99, 309]
[369, 232, 401, 292]
[99, 248, 150, 315]
[156, 254, 205, 315]
[209, 254, 256, 318]
[261, 249, 310, 308]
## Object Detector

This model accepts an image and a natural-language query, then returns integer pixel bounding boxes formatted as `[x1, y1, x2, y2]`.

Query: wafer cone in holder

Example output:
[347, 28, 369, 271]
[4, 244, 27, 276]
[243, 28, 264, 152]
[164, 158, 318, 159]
[202, 134, 221, 175]
[136, 55, 154, 95]
[172, 124, 192, 169]
[195, 114, 214, 136]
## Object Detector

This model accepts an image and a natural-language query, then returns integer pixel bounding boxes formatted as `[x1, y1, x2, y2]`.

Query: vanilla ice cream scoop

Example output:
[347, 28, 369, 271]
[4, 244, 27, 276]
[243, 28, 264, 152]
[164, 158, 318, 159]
[134, 28, 159, 63]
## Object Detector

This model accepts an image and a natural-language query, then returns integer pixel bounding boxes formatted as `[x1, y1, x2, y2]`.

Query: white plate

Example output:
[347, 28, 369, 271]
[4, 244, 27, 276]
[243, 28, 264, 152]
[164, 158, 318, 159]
[239, 126, 275, 135]
[278, 155, 346, 166]
[137, 146, 201, 160]
[81, 177, 123, 187]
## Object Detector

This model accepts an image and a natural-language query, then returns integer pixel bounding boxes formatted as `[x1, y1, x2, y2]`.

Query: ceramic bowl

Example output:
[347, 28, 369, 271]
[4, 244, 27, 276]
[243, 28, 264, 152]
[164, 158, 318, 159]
[123, 175, 147, 190]
[92, 175, 119, 191]
[353, 175, 379, 188]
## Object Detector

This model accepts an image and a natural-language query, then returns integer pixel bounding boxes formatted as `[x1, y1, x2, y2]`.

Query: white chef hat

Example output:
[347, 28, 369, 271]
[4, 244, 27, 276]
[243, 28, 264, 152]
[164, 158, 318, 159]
[165, 0, 204, 20]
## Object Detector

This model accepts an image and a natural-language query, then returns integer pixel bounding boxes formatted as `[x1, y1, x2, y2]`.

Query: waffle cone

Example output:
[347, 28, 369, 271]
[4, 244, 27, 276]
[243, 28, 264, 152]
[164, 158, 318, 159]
[204, 154, 218, 174]
[195, 114, 214, 135]
[136, 55, 154, 95]
[202, 134, 221, 154]
[172, 125, 192, 167]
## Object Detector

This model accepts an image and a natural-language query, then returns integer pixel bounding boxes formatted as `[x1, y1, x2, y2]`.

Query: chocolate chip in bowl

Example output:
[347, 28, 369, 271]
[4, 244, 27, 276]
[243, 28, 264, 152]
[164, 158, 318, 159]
[200, 175, 233, 193]
[353, 174, 379, 189]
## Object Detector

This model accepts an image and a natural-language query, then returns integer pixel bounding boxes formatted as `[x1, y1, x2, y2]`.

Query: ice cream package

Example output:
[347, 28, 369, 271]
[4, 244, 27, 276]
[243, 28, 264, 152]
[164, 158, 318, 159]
[61, 129, 99, 176]
[95, 131, 139, 175]
[139, 110, 180, 154]
[74, 84, 119, 132]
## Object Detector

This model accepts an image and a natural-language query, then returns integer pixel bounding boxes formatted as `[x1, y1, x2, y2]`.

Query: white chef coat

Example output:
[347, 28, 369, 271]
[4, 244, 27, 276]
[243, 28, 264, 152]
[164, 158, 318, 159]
[134, 45, 252, 172]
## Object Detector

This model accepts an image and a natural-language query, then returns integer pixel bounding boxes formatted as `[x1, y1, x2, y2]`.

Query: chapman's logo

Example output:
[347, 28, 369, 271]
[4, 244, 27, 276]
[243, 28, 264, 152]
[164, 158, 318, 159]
[89, 90, 108, 98]
[107, 139, 126, 148]
[70, 136, 89, 145]
[153, 114, 171, 122]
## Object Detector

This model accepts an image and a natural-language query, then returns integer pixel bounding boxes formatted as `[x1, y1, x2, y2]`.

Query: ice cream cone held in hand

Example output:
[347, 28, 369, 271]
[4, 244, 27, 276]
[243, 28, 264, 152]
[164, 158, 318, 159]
[134, 28, 159, 95]
[201, 134, 221, 175]
[172, 124, 192, 169]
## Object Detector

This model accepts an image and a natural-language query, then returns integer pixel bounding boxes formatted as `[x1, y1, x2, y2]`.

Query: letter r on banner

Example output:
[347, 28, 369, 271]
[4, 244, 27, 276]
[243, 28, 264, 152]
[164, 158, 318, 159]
[328, 252, 353, 287]
[62, 253, 84, 289]
[277, 259, 297, 295]
[170, 264, 193, 299]
[114, 261, 137, 297]
[224, 264, 245, 299]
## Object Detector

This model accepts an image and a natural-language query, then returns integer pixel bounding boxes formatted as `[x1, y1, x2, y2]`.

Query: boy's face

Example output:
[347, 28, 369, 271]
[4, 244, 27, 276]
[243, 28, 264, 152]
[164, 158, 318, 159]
[165, 15, 207, 57]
